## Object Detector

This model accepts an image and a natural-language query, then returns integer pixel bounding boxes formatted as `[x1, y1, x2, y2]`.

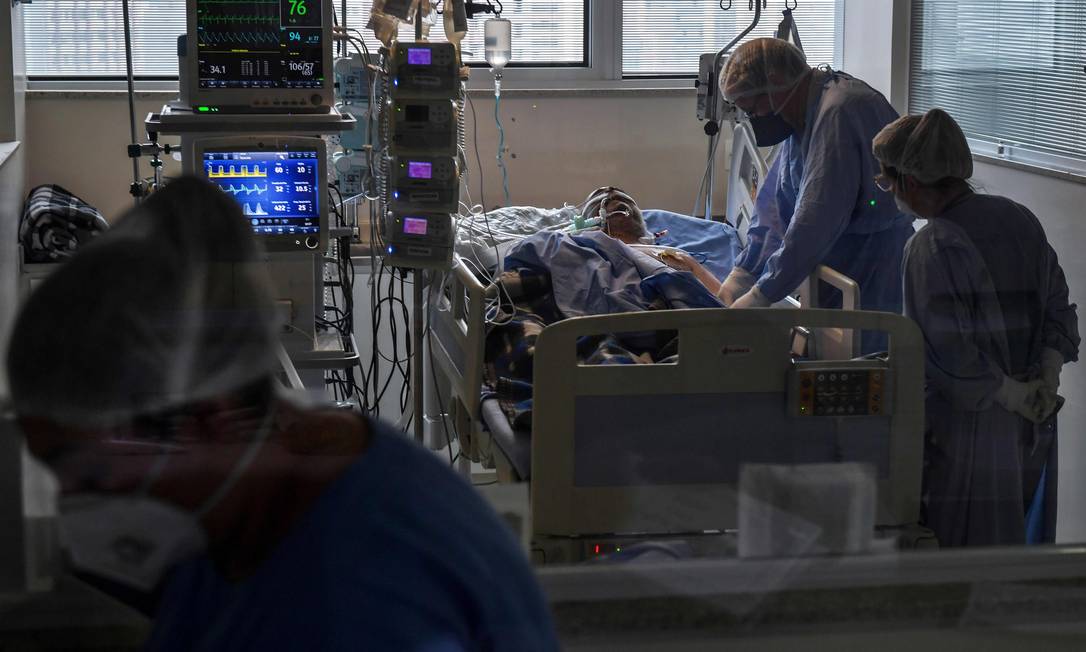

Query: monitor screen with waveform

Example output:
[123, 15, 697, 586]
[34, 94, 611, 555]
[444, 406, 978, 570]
[196, 0, 324, 90]
[203, 150, 320, 236]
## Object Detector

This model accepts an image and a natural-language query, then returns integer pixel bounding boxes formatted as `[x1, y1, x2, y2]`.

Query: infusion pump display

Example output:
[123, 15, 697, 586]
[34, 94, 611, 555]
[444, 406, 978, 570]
[203, 151, 320, 236]
[196, 0, 325, 90]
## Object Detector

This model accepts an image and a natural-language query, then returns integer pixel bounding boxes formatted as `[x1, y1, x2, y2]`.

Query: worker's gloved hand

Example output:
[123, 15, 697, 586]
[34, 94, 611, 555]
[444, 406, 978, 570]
[995, 376, 1047, 424]
[718, 267, 756, 306]
[729, 285, 772, 309]
[1036, 386, 1063, 424]
[1041, 347, 1064, 393]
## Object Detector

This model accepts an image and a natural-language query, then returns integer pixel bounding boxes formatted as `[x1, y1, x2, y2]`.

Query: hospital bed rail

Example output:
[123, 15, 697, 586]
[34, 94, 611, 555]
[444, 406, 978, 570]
[429, 256, 497, 463]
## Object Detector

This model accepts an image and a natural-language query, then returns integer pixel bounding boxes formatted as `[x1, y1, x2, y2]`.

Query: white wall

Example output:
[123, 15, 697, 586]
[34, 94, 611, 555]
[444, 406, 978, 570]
[841, 0, 894, 98]
[24, 91, 729, 222]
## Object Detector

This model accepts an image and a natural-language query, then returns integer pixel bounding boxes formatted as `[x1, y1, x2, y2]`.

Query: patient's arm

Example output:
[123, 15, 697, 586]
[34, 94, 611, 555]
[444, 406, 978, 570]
[655, 251, 722, 294]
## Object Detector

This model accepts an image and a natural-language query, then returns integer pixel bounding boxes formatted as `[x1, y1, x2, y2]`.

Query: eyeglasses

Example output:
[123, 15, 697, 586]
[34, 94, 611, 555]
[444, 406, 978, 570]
[874, 174, 895, 193]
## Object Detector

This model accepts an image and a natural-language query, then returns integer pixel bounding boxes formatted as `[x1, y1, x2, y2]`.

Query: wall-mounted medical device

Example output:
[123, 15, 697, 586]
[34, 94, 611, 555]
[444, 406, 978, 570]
[389, 42, 459, 99]
[191, 135, 329, 252]
[381, 213, 454, 270]
[181, 0, 333, 112]
[390, 155, 459, 213]
[333, 150, 368, 198]
[389, 99, 459, 156]
[379, 37, 461, 271]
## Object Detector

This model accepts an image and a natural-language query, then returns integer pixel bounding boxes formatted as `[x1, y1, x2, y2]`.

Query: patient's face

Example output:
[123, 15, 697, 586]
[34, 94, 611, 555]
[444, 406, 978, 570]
[602, 197, 646, 245]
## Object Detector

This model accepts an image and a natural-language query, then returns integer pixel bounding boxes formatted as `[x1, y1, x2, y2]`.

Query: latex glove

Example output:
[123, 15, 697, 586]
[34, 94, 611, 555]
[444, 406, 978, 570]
[717, 267, 756, 306]
[995, 376, 1046, 424]
[1041, 347, 1064, 393]
[1036, 385, 1063, 424]
[729, 285, 772, 309]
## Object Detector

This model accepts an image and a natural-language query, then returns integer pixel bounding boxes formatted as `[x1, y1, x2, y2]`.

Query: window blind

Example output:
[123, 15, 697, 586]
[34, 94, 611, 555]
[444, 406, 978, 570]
[622, 0, 841, 77]
[23, 0, 586, 78]
[343, 0, 586, 65]
[25, 1, 187, 78]
[909, 0, 1086, 166]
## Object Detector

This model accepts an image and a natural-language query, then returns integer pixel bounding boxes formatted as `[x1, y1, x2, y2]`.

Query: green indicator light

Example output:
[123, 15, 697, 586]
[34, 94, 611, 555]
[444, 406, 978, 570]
[869, 200, 876, 207]
[197, 106, 210, 112]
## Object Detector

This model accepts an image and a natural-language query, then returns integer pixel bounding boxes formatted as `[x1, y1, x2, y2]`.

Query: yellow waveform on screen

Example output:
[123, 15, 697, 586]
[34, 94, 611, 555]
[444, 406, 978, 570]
[207, 164, 268, 179]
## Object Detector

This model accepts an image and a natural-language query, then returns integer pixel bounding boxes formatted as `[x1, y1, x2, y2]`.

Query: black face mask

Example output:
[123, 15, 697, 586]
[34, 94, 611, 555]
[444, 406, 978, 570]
[748, 113, 794, 147]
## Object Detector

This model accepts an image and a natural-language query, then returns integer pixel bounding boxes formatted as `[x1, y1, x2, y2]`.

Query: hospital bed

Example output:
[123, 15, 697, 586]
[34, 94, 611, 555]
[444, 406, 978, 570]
[431, 245, 863, 479]
[431, 272, 921, 562]
[429, 225, 907, 558]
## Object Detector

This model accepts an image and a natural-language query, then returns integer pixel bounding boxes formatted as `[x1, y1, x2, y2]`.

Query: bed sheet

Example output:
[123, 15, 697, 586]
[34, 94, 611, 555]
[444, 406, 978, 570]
[454, 206, 742, 279]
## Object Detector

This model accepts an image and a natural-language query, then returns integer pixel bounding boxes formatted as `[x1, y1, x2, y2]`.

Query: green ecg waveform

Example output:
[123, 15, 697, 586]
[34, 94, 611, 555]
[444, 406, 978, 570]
[199, 14, 278, 24]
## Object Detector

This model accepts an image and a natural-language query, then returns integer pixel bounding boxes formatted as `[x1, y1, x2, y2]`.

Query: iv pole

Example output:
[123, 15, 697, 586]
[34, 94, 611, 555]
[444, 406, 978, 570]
[122, 0, 141, 205]
[411, 4, 426, 444]
[702, 0, 764, 220]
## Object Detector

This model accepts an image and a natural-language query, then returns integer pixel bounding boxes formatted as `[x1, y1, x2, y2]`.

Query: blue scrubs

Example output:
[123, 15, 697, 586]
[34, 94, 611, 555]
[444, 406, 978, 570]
[145, 420, 559, 651]
[736, 70, 914, 352]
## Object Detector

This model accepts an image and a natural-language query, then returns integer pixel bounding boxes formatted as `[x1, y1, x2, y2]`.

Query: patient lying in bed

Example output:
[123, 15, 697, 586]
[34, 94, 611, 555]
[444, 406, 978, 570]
[582, 186, 723, 293]
[483, 191, 733, 433]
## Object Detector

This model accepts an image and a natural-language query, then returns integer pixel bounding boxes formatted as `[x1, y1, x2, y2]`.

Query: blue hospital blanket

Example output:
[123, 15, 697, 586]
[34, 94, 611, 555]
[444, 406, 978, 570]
[503, 229, 723, 319]
[643, 210, 741, 281]
[486, 230, 721, 430]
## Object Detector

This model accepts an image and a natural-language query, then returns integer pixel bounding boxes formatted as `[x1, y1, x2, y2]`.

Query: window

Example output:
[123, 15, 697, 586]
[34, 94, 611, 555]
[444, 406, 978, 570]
[23, 0, 586, 80]
[24, 1, 186, 78]
[909, 0, 1086, 170]
[343, 0, 586, 66]
[622, 0, 842, 77]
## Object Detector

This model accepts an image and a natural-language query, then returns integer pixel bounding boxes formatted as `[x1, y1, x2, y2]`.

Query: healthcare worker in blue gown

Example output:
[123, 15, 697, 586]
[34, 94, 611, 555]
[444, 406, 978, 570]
[873, 109, 1079, 547]
[717, 38, 915, 353]
[6, 178, 558, 651]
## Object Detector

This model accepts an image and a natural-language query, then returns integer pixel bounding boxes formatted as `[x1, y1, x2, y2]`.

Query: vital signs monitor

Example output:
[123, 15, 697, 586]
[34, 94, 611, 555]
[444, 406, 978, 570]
[183, 0, 333, 112]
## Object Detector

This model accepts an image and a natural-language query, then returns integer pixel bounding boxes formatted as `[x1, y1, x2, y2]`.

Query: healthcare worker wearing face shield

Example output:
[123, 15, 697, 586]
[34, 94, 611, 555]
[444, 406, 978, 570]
[873, 109, 1080, 547]
[718, 38, 915, 353]
[6, 177, 558, 651]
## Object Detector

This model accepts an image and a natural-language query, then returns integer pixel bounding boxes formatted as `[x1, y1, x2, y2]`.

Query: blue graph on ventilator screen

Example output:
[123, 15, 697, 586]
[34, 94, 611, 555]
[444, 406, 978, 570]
[223, 183, 268, 196]
[243, 203, 269, 216]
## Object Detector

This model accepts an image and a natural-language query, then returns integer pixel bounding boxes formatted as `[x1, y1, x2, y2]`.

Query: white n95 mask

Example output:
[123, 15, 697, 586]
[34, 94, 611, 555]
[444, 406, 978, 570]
[58, 494, 207, 592]
[57, 407, 276, 592]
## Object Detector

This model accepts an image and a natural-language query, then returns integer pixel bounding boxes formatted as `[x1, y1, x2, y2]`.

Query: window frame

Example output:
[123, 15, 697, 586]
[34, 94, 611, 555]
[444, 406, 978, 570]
[25, 1, 844, 92]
